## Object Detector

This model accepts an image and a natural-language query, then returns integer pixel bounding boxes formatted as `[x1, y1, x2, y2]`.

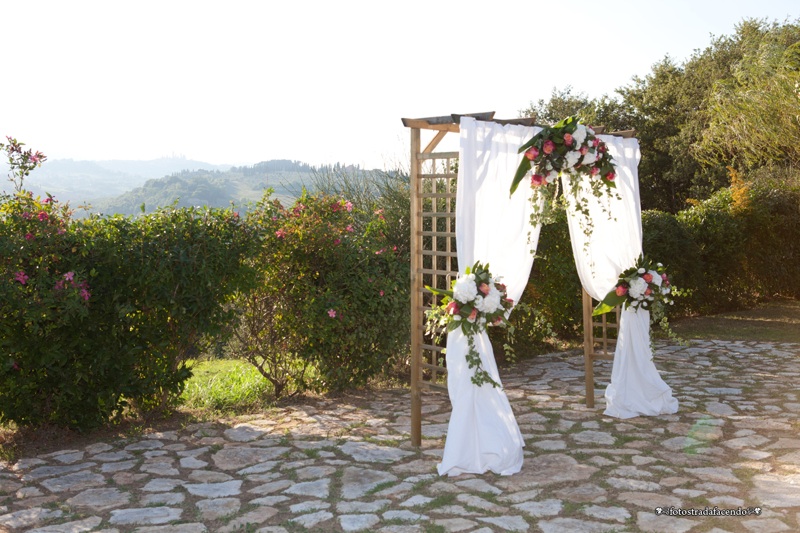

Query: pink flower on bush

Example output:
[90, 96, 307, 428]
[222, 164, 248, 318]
[25, 232, 34, 241]
[80, 288, 91, 301]
[327, 309, 337, 318]
[54, 280, 65, 290]
[563, 133, 574, 147]
[21, 211, 31, 220]
[542, 140, 556, 154]
[333, 238, 341, 245]
[530, 174, 545, 187]
[14, 271, 28, 285]
[64, 271, 75, 282]
[379, 290, 385, 297]
[42, 197, 52, 204]
[275, 229, 287, 238]
[345, 201, 353, 212]
[375, 248, 385, 255]
[525, 146, 539, 160]
[346, 224, 354, 232]
[615, 284, 628, 297]
[37, 211, 48, 221]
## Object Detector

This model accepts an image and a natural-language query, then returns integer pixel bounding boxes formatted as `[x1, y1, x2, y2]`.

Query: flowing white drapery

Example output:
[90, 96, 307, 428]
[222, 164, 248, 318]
[564, 137, 678, 419]
[437, 117, 542, 476]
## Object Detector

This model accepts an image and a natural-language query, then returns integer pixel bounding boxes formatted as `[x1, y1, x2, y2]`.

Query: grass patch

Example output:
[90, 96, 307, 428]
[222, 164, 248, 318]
[181, 358, 273, 415]
[671, 298, 800, 343]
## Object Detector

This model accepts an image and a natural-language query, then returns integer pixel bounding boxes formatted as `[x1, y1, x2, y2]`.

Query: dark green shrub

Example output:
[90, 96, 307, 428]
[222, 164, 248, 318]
[736, 168, 800, 298]
[676, 188, 749, 312]
[641, 210, 702, 315]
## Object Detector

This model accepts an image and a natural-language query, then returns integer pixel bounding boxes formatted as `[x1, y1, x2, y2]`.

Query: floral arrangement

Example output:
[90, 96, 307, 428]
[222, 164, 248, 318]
[425, 261, 514, 388]
[509, 116, 618, 240]
[593, 255, 675, 317]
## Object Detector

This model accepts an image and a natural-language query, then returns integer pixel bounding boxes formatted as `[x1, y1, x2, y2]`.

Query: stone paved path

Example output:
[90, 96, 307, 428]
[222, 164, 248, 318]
[2, 339, 800, 532]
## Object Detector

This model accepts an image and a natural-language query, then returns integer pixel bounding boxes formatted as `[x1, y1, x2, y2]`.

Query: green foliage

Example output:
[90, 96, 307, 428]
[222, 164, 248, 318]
[230, 190, 410, 396]
[181, 359, 271, 414]
[506, 205, 582, 348]
[641, 210, 702, 314]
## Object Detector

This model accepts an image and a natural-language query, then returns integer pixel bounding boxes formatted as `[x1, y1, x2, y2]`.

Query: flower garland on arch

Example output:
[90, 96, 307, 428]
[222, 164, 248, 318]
[425, 262, 514, 388]
[509, 116, 618, 239]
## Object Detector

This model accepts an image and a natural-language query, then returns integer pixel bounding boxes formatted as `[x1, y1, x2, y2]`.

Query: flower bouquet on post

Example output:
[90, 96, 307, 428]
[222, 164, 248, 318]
[509, 116, 618, 240]
[593, 255, 675, 319]
[425, 262, 514, 388]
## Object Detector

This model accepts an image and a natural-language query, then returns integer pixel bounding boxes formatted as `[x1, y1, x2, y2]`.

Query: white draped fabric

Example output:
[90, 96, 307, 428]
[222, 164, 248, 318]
[564, 137, 678, 419]
[437, 117, 542, 476]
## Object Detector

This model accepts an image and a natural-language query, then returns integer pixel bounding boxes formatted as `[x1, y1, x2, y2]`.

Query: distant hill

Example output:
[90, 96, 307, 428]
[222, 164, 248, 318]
[84, 160, 335, 216]
[10, 157, 233, 203]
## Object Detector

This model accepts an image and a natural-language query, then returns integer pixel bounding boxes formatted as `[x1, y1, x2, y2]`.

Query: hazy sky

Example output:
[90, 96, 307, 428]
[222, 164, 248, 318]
[3, 1, 799, 170]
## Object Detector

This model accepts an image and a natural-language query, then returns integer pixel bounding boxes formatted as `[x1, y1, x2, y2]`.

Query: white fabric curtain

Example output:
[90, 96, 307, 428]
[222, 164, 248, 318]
[437, 117, 542, 476]
[565, 137, 677, 418]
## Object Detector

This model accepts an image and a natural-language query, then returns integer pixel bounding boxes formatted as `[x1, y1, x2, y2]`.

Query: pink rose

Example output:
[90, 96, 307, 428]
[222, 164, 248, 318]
[615, 284, 628, 297]
[38, 211, 48, 221]
[496, 283, 506, 293]
[542, 140, 556, 154]
[478, 282, 490, 296]
[605, 171, 615, 181]
[467, 308, 478, 323]
[642, 273, 653, 283]
[590, 166, 600, 176]
[661, 273, 669, 282]
[580, 146, 588, 155]
[593, 138, 600, 147]
[530, 174, 545, 187]
[645, 288, 652, 296]
[492, 316, 504, 326]
[525, 147, 539, 160]
[563, 133, 573, 147]
[445, 301, 460, 315]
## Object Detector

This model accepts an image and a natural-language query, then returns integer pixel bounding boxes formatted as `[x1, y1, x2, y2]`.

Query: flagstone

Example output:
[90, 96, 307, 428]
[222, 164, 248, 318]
[109, 507, 182, 525]
[41, 471, 106, 492]
[751, 473, 800, 506]
[124, 440, 164, 451]
[188, 470, 233, 483]
[341, 467, 398, 499]
[133, 525, 207, 533]
[196, 497, 241, 520]
[340, 513, 380, 532]
[26, 516, 103, 532]
[636, 511, 697, 533]
[513, 499, 562, 517]
[65, 487, 131, 511]
[383, 509, 428, 521]
[284, 478, 330, 498]
[212, 446, 290, 470]
[582, 505, 630, 522]
[289, 510, 334, 529]
[184, 480, 242, 497]
[339, 441, 415, 463]
[478, 515, 530, 531]
[140, 492, 185, 505]
[0, 507, 63, 529]
[537, 517, 620, 533]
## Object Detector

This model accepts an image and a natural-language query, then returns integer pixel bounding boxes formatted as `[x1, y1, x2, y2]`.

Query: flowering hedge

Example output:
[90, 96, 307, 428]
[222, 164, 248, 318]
[1, 140, 254, 428]
[229, 191, 410, 396]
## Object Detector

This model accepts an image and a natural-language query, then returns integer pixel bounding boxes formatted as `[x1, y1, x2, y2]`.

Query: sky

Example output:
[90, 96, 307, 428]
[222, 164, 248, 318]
[2, 0, 800, 171]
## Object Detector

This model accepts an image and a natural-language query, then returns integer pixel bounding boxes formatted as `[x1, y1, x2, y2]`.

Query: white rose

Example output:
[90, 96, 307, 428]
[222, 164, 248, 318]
[637, 268, 646, 274]
[565, 150, 581, 168]
[573, 124, 587, 145]
[581, 150, 597, 165]
[546, 170, 559, 183]
[628, 277, 648, 299]
[452, 274, 478, 303]
[648, 270, 662, 287]
[476, 286, 502, 313]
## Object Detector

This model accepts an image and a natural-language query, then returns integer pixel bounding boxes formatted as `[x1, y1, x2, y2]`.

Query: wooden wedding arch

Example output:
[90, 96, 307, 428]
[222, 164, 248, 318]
[403, 112, 633, 447]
